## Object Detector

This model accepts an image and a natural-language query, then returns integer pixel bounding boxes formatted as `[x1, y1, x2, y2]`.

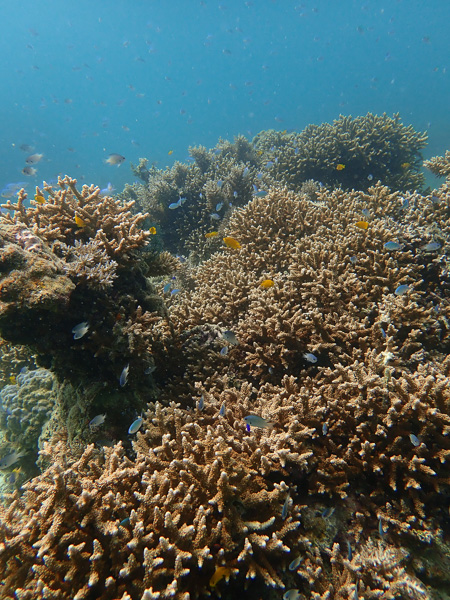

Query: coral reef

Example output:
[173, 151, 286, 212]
[124, 114, 427, 262]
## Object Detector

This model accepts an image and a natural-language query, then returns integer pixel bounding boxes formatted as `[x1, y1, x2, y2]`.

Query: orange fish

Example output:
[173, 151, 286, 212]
[260, 279, 274, 288]
[168, 150, 173, 155]
[74, 215, 86, 228]
[336, 163, 345, 171]
[149, 226, 157, 234]
[34, 194, 45, 204]
[209, 566, 231, 588]
[205, 231, 218, 238]
[355, 220, 369, 230]
[223, 236, 241, 249]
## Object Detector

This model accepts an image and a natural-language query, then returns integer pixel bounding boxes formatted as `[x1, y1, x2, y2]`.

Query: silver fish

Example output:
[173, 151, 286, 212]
[119, 364, 129, 387]
[222, 330, 238, 345]
[303, 352, 317, 363]
[283, 590, 301, 600]
[197, 396, 204, 411]
[0, 450, 26, 470]
[281, 494, 291, 520]
[410, 433, 420, 447]
[421, 241, 441, 252]
[72, 321, 89, 340]
[105, 153, 125, 166]
[219, 402, 226, 416]
[89, 414, 106, 427]
[243, 415, 274, 429]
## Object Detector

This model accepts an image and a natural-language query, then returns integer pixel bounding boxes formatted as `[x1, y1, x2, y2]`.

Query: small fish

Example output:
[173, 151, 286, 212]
[288, 556, 302, 571]
[394, 284, 410, 296]
[266, 161, 274, 167]
[410, 433, 420, 447]
[243, 166, 249, 177]
[74, 215, 86, 228]
[170, 288, 180, 295]
[223, 236, 241, 249]
[367, 173, 373, 181]
[378, 515, 385, 537]
[209, 566, 231, 588]
[215, 202, 223, 211]
[361, 208, 370, 218]
[169, 200, 181, 209]
[336, 163, 345, 171]
[149, 226, 157, 235]
[22, 166, 37, 176]
[144, 365, 156, 375]
[217, 180, 223, 188]
[25, 153, 43, 164]
[220, 346, 228, 356]
[244, 415, 274, 429]
[355, 220, 369, 230]
[119, 517, 130, 526]
[421, 241, 441, 252]
[260, 279, 274, 288]
[197, 396, 204, 411]
[119, 364, 129, 387]
[205, 231, 219, 238]
[283, 590, 301, 600]
[34, 194, 45, 204]
[303, 352, 317, 363]
[219, 402, 226, 416]
[168, 150, 173, 155]
[349, 256, 357, 264]
[322, 423, 328, 435]
[72, 321, 89, 340]
[322, 507, 335, 519]
[9, 375, 16, 385]
[347, 540, 353, 560]
[384, 241, 403, 251]
[222, 330, 238, 345]
[380, 326, 386, 338]
[89, 414, 106, 428]
[105, 153, 125, 166]
[401, 162, 410, 169]
[210, 213, 221, 220]
[281, 494, 290, 520]
[0, 450, 26, 470]
[128, 417, 143, 434]
[20, 144, 34, 152]
[100, 182, 115, 196]
[254, 190, 267, 198]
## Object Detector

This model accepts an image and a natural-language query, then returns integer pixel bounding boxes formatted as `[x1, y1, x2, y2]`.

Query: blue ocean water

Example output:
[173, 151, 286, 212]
[0, 0, 448, 195]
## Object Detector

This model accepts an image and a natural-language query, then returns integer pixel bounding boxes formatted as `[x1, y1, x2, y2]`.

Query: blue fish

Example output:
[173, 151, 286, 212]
[288, 556, 302, 571]
[128, 417, 143, 434]
[119, 517, 130, 526]
[410, 433, 420, 446]
[266, 161, 274, 167]
[170, 288, 180, 295]
[220, 346, 228, 356]
[394, 284, 410, 296]
[219, 402, 226, 416]
[254, 190, 268, 198]
[384, 241, 403, 251]
[281, 494, 290, 520]
[197, 396, 204, 411]
[163, 282, 171, 294]
[303, 352, 317, 363]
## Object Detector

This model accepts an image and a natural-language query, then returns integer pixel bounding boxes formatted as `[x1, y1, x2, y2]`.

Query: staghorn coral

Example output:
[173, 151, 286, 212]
[424, 150, 450, 179]
[254, 113, 427, 193]
[0, 394, 308, 600]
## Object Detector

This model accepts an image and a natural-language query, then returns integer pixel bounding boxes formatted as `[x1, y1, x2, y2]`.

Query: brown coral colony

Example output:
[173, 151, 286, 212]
[0, 115, 449, 600]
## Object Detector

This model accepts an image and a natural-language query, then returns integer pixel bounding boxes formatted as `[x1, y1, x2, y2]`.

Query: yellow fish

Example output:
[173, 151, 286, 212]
[205, 231, 218, 238]
[355, 220, 369, 230]
[34, 194, 45, 204]
[168, 150, 173, 155]
[260, 279, 274, 288]
[9, 375, 16, 384]
[223, 236, 241, 249]
[74, 215, 86, 228]
[149, 226, 157, 234]
[336, 163, 345, 171]
[209, 566, 231, 588]
[401, 162, 410, 169]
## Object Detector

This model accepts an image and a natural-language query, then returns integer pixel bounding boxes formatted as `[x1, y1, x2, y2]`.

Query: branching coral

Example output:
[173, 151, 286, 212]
[424, 150, 450, 178]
